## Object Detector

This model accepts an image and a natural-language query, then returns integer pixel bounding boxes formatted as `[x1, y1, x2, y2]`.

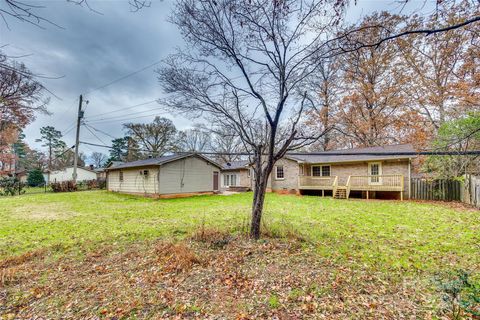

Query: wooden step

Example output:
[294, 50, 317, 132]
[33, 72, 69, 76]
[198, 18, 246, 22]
[334, 188, 347, 199]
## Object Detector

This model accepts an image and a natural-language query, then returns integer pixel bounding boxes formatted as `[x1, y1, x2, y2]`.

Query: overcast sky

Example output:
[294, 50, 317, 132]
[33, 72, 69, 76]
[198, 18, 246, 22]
[0, 0, 434, 163]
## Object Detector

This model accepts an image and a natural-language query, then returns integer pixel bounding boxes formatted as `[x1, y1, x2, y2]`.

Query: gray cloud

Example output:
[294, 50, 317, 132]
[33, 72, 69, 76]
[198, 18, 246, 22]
[0, 0, 433, 161]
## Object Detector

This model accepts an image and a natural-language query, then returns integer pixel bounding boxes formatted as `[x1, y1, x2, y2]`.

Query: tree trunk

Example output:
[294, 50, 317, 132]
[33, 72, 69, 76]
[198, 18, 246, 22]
[250, 163, 272, 239]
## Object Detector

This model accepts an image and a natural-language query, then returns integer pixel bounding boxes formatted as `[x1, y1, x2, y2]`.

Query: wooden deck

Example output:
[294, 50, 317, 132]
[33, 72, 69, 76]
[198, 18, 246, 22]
[299, 174, 404, 199]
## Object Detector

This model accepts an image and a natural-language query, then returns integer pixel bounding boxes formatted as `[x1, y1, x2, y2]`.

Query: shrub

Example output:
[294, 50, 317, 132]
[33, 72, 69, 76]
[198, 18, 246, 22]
[86, 179, 98, 190]
[97, 178, 106, 189]
[0, 177, 25, 196]
[50, 180, 77, 192]
[434, 270, 480, 319]
[27, 169, 45, 187]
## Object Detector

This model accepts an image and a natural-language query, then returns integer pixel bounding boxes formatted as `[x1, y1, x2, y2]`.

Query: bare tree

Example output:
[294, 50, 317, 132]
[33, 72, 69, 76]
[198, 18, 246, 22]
[178, 127, 211, 152]
[90, 151, 107, 168]
[123, 116, 177, 157]
[304, 58, 342, 151]
[158, 0, 336, 239]
[208, 125, 245, 163]
[0, 0, 153, 28]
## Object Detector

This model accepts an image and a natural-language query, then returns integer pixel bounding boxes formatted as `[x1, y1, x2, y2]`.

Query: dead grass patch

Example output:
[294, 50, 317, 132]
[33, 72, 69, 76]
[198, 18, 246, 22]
[191, 227, 233, 249]
[11, 203, 77, 220]
[155, 242, 201, 273]
[0, 249, 46, 269]
[0, 249, 46, 287]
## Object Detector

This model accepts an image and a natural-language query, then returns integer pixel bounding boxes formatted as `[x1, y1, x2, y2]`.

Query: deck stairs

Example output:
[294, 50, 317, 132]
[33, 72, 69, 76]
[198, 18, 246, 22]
[334, 186, 348, 199]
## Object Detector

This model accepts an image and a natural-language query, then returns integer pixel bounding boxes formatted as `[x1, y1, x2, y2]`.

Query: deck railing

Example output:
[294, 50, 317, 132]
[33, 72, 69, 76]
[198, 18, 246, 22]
[348, 174, 404, 191]
[298, 176, 337, 189]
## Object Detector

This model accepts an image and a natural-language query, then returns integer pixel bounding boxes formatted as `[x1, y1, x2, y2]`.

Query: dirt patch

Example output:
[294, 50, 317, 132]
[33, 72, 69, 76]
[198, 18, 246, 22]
[10, 203, 77, 220]
[0, 237, 440, 319]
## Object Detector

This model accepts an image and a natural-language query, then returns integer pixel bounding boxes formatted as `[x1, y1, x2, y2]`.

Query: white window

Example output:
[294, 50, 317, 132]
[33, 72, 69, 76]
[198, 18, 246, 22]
[299, 165, 304, 175]
[312, 165, 330, 177]
[223, 173, 238, 187]
[275, 165, 284, 179]
[119, 171, 124, 181]
[368, 162, 382, 184]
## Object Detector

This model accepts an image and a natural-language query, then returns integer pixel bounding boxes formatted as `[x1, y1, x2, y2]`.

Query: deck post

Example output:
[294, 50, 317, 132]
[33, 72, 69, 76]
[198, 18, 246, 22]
[322, 189, 324, 197]
[366, 191, 369, 200]
[401, 174, 405, 201]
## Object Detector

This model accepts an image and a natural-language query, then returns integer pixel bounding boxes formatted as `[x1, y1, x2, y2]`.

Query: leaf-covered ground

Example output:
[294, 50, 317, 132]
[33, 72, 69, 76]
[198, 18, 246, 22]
[0, 191, 479, 318]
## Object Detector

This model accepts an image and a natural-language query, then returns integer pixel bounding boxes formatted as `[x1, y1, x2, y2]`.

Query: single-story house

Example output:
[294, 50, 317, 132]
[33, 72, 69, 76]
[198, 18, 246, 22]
[221, 160, 252, 191]
[94, 168, 106, 180]
[44, 166, 97, 184]
[105, 153, 222, 198]
[267, 144, 415, 200]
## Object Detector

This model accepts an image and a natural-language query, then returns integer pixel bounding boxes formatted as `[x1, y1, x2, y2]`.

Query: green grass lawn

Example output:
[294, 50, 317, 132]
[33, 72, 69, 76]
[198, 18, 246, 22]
[1, 190, 478, 273]
[2, 191, 479, 318]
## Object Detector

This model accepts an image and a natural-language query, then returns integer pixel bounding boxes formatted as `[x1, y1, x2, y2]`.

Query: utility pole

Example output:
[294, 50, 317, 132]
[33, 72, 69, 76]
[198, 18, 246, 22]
[73, 95, 85, 182]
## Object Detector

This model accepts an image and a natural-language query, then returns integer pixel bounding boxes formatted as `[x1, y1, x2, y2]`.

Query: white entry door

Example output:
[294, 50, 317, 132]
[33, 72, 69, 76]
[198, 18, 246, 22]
[368, 162, 382, 185]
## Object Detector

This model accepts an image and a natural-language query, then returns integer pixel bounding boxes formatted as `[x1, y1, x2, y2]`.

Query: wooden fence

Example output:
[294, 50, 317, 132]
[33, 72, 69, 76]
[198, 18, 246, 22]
[463, 174, 480, 208]
[410, 178, 462, 201]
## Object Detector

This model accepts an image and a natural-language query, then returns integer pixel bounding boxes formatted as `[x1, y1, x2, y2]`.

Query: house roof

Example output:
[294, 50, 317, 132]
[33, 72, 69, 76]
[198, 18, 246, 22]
[106, 161, 124, 168]
[222, 160, 250, 170]
[106, 153, 222, 170]
[286, 144, 415, 164]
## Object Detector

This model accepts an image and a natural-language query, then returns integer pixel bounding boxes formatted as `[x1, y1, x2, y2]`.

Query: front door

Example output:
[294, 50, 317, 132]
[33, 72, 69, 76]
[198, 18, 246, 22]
[368, 162, 382, 185]
[213, 171, 219, 191]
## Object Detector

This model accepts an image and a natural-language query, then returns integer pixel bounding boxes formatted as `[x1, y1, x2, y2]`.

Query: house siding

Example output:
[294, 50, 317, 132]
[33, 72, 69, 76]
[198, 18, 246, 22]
[107, 166, 160, 195]
[302, 160, 410, 196]
[221, 169, 251, 190]
[47, 167, 97, 183]
[270, 158, 300, 192]
[158, 156, 218, 194]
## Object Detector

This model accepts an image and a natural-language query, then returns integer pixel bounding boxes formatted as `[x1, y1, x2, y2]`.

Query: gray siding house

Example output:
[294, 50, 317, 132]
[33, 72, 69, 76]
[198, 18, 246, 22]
[106, 153, 222, 198]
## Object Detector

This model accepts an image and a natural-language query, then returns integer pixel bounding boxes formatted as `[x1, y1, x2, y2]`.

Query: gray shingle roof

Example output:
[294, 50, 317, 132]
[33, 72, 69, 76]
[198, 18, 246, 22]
[222, 160, 250, 170]
[286, 144, 415, 164]
[107, 153, 222, 170]
[106, 161, 124, 168]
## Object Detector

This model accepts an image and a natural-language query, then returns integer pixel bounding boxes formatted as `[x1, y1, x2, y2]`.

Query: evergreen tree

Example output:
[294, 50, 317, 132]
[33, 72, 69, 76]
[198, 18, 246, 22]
[27, 168, 45, 187]
[36, 126, 64, 170]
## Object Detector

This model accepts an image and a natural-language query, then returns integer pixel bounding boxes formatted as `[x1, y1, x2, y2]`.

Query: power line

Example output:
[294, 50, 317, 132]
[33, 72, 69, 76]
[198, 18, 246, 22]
[84, 106, 167, 123]
[62, 124, 76, 137]
[85, 124, 118, 140]
[83, 59, 162, 96]
[86, 99, 159, 119]
[84, 111, 169, 124]
[83, 123, 108, 146]
[78, 141, 480, 156]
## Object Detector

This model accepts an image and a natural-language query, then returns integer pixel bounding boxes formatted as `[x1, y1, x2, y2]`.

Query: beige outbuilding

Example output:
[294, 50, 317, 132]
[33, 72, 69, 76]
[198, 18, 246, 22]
[106, 153, 222, 198]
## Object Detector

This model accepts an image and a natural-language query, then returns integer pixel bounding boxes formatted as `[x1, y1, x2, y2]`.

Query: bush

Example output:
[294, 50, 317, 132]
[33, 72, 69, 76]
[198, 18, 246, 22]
[27, 169, 45, 187]
[434, 270, 480, 319]
[51, 181, 77, 192]
[50, 179, 104, 192]
[97, 178, 106, 189]
[0, 177, 25, 196]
